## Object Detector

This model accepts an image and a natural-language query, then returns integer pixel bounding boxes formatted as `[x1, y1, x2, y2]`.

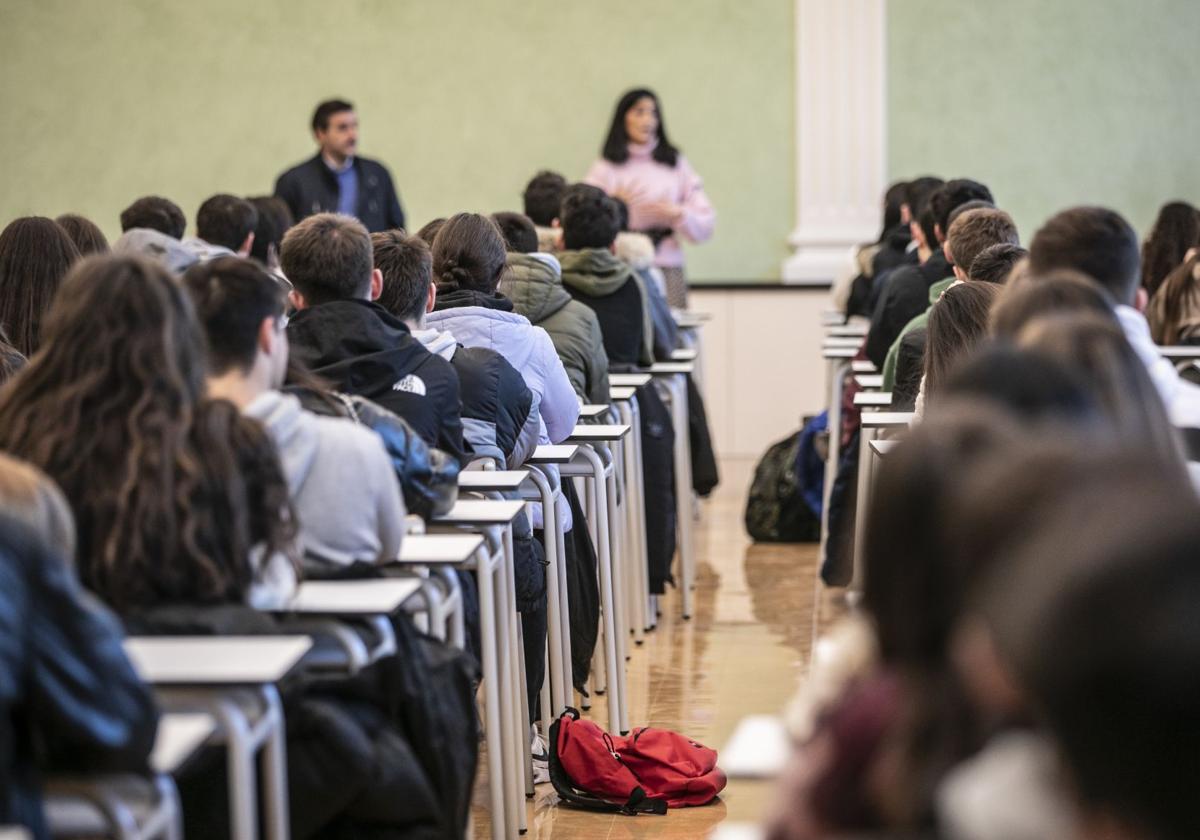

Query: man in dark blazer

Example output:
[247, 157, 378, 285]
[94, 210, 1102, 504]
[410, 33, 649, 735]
[274, 99, 405, 233]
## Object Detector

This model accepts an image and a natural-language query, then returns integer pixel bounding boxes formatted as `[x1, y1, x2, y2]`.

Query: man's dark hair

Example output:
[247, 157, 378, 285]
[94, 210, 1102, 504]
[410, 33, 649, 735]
[372, 230, 433, 322]
[560, 184, 621, 250]
[120, 196, 187, 240]
[522, 171, 567, 226]
[611, 197, 631, 232]
[246, 196, 294, 266]
[930, 179, 994, 242]
[280, 212, 373, 304]
[492, 212, 538, 254]
[917, 202, 938, 252]
[946, 199, 996, 229]
[946, 208, 1019, 271]
[969, 243, 1027, 284]
[182, 256, 285, 375]
[196, 194, 258, 251]
[1029, 207, 1141, 305]
[312, 98, 354, 133]
[903, 176, 944, 215]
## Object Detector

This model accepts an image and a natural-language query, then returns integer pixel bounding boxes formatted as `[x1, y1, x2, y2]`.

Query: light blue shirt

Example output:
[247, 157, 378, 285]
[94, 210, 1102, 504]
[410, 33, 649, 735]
[326, 157, 359, 217]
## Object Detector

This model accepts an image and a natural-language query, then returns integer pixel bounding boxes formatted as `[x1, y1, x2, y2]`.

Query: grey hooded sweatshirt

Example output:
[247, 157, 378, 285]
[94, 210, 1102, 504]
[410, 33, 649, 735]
[501, 252, 611, 405]
[245, 391, 405, 569]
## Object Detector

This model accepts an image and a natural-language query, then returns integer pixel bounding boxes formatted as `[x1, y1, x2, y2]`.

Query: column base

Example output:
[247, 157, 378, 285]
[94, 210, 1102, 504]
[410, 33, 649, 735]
[781, 243, 857, 286]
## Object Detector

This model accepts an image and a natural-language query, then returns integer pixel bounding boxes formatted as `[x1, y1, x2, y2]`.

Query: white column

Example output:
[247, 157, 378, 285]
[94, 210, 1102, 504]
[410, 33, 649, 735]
[783, 0, 887, 285]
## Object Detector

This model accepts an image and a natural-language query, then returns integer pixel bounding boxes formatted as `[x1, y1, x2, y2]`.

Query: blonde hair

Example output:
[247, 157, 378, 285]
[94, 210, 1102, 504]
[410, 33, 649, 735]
[0, 452, 76, 561]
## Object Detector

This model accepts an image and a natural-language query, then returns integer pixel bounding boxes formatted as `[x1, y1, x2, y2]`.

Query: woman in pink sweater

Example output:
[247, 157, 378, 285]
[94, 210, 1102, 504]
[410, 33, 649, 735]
[585, 88, 715, 308]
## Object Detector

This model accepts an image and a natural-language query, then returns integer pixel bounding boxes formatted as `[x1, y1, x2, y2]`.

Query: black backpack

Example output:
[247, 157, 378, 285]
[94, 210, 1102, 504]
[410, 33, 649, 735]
[744, 427, 821, 543]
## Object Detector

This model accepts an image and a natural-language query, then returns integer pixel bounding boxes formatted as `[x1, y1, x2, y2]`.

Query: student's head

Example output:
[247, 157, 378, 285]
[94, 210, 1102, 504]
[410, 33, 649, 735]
[989, 269, 1117, 339]
[280, 212, 377, 306]
[882, 180, 910, 231]
[196, 194, 258, 255]
[430, 213, 507, 294]
[522, 171, 568, 227]
[182, 257, 289, 389]
[1029, 206, 1141, 306]
[0, 453, 76, 562]
[941, 344, 1098, 426]
[967, 243, 1027, 284]
[945, 208, 1019, 280]
[1148, 254, 1200, 345]
[120, 195, 186, 240]
[929, 179, 994, 244]
[0, 216, 81, 356]
[923, 281, 1002, 400]
[54, 213, 109, 256]
[311, 98, 358, 161]
[0, 326, 25, 387]
[416, 217, 446, 245]
[611, 197, 631, 232]
[1141, 200, 1200, 297]
[372, 230, 434, 324]
[903, 176, 944, 225]
[560, 184, 621, 250]
[246, 196, 295, 269]
[602, 88, 680, 167]
[915, 202, 938, 253]
[492, 212, 538, 254]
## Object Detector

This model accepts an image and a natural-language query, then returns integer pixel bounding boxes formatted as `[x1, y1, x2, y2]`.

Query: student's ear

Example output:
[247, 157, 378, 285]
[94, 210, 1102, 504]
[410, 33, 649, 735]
[953, 264, 968, 282]
[1135, 286, 1149, 313]
[238, 232, 255, 258]
[909, 220, 924, 248]
[369, 267, 383, 301]
[934, 223, 946, 245]
[551, 217, 561, 229]
[289, 288, 308, 311]
[942, 240, 953, 263]
[426, 281, 437, 313]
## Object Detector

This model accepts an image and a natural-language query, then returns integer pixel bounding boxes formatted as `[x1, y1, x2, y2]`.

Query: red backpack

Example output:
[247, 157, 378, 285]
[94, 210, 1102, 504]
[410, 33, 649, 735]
[548, 708, 727, 815]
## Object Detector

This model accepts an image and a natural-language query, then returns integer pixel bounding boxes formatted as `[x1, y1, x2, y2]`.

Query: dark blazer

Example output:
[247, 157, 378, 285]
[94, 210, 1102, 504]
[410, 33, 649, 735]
[274, 153, 405, 233]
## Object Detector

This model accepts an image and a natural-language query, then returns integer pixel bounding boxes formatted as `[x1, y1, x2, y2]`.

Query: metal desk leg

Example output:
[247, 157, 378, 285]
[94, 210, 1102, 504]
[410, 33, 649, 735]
[259, 685, 290, 840]
[474, 545, 507, 840]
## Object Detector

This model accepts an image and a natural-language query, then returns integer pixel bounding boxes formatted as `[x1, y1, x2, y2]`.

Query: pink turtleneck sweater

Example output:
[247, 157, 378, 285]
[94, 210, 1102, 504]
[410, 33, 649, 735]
[584, 141, 715, 269]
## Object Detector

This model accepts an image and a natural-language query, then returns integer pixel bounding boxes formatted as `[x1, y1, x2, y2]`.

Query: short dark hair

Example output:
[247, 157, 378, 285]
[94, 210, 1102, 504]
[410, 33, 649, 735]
[246, 196, 294, 266]
[916, 202, 938, 251]
[946, 208, 1019, 271]
[196, 194, 258, 251]
[492, 212, 538, 254]
[373, 230, 432, 322]
[1029, 207, 1141, 305]
[930, 179, 994, 241]
[312, 98, 354, 133]
[903, 176, 944, 216]
[990, 269, 1117, 339]
[560, 184, 621, 250]
[55, 213, 109, 256]
[416, 218, 446, 245]
[280, 213, 373, 304]
[120, 196, 186, 239]
[969, 243, 1027, 284]
[182, 257, 285, 375]
[522, 171, 567, 227]
[431, 213, 507, 294]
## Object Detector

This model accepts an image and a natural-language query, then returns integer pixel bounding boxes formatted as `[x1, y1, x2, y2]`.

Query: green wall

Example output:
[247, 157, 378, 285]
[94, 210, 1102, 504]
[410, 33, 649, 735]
[888, 0, 1200, 242]
[0, 0, 794, 282]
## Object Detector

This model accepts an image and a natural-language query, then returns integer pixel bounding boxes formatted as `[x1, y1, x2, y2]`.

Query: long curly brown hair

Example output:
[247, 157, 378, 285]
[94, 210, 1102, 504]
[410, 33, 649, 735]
[0, 254, 298, 612]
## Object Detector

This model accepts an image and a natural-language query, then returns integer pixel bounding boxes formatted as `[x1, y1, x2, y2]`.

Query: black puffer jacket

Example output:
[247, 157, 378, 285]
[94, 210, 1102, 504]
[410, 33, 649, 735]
[288, 386, 460, 519]
[273, 153, 405, 233]
[447, 344, 541, 469]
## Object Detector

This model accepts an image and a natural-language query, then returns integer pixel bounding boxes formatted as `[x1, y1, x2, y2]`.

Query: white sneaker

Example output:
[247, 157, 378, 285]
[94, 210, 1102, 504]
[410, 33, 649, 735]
[531, 730, 550, 785]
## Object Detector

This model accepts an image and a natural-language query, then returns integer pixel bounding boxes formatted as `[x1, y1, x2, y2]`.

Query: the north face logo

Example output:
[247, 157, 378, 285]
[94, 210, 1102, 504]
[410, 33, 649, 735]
[393, 374, 427, 395]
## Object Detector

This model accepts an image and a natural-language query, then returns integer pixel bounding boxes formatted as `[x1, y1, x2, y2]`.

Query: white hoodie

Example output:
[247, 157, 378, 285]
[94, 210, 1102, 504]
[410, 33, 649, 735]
[1116, 305, 1200, 428]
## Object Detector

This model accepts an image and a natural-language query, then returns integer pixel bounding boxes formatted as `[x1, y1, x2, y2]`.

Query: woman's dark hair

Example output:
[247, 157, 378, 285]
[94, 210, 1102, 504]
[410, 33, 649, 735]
[0, 254, 297, 612]
[430, 213, 507, 293]
[0, 216, 81, 356]
[989, 268, 1117, 339]
[880, 180, 909, 239]
[601, 88, 680, 167]
[1141, 200, 1200, 298]
[1148, 253, 1200, 345]
[247, 196, 295, 266]
[0, 324, 26, 386]
[416, 217, 446, 245]
[55, 213, 109, 256]
[491, 212, 538, 254]
[923, 281, 1002, 400]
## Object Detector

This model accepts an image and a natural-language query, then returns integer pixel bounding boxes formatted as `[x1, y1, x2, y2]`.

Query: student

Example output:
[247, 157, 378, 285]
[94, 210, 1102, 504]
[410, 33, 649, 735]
[184, 193, 258, 261]
[1140, 199, 1199, 297]
[966, 242, 1027, 285]
[55, 213, 109, 255]
[522, 170, 568, 252]
[184, 256, 406, 573]
[0, 216, 80, 356]
[989, 268, 1118, 339]
[919, 281, 1003, 412]
[556, 184, 654, 367]
[274, 98, 405, 233]
[246, 195, 295, 281]
[494, 211, 611, 405]
[372, 228, 540, 468]
[836, 179, 909, 317]
[1028, 205, 1200, 426]
[1146, 253, 1200, 345]
[585, 88, 716, 308]
[0, 254, 300, 611]
[119, 195, 187, 240]
[281, 212, 467, 463]
[609, 197, 681, 360]
[940, 344, 1099, 425]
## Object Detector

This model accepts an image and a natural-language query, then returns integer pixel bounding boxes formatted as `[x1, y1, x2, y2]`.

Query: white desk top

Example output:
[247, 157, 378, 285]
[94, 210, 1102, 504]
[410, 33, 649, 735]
[709, 824, 765, 840]
[851, 359, 877, 373]
[822, 336, 862, 348]
[457, 470, 529, 491]
[125, 636, 313, 686]
[567, 423, 631, 442]
[1158, 345, 1200, 359]
[285, 579, 422, 615]
[151, 712, 217, 773]
[853, 392, 893, 407]
[528, 444, 580, 464]
[855, 374, 884, 389]
[674, 311, 711, 327]
[670, 347, 699, 362]
[826, 324, 868, 337]
[609, 386, 636, 401]
[869, 439, 900, 457]
[397, 533, 485, 564]
[648, 361, 694, 375]
[861, 411, 914, 428]
[609, 373, 652, 387]
[719, 714, 789, 779]
[820, 310, 845, 326]
[822, 347, 857, 359]
[578, 404, 610, 419]
[433, 498, 526, 525]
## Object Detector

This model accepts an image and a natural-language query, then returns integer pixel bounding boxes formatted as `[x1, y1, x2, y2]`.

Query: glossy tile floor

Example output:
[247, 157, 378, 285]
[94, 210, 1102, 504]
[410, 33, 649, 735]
[471, 456, 842, 838]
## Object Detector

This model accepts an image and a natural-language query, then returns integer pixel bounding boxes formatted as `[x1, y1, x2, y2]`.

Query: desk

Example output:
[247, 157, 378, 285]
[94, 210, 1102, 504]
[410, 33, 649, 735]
[853, 392, 892, 408]
[609, 372, 652, 388]
[609, 386, 636, 401]
[855, 374, 884, 390]
[578, 403, 611, 420]
[670, 347, 699, 362]
[458, 470, 530, 493]
[821, 347, 857, 360]
[152, 712, 217, 774]
[398, 534, 484, 564]
[1159, 345, 1200, 360]
[852, 412, 913, 589]
[566, 424, 631, 442]
[851, 359, 877, 373]
[648, 361, 695, 376]
[822, 336, 862, 349]
[528, 444, 580, 464]
[286, 579, 422, 615]
[432, 499, 526, 525]
[826, 323, 868, 338]
[124, 637, 312, 686]
[869, 439, 900, 458]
